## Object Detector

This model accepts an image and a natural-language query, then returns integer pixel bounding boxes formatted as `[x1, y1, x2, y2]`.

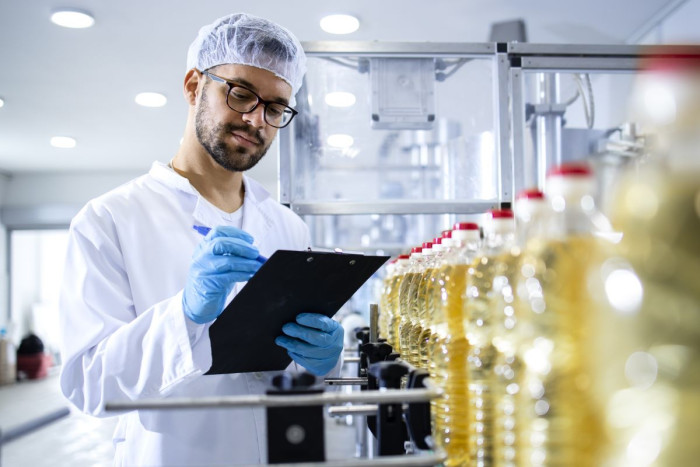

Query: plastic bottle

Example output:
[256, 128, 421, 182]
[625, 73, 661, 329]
[591, 50, 700, 467]
[379, 259, 397, 342]
[515, 163, 609, 467]
[384, 254, 410, 352]
[465, 209, 515, 467]
[491, 191, 548, 467]
[413, 237, 453, 370]
[398, 246, 424, 364]
[408, 242, 435, 367]
[430, 222, 481, 466]
[424, 233, 457, 372]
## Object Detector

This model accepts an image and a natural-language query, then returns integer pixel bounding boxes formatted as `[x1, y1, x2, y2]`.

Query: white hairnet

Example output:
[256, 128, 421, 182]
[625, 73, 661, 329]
[187, 13, 306, 105]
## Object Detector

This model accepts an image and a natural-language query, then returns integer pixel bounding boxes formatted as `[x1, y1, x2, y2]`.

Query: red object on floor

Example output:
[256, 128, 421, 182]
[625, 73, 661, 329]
[17, 353, 53, 380]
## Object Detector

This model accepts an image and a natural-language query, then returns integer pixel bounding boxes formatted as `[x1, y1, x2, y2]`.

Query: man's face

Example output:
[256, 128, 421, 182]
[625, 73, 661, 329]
[194, 64, 293, 172]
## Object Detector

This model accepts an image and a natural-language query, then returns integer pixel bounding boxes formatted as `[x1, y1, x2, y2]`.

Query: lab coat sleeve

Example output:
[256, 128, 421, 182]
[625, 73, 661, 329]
[59, 206, 211, 417]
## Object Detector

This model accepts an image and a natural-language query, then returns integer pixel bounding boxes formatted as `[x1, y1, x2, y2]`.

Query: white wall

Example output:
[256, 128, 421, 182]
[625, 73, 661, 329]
[635, 0, 700, 44]
[0, 173, 9, 331]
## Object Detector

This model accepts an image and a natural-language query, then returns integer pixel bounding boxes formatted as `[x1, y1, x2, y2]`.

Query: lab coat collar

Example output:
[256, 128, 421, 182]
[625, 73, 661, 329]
[241, 175, 274, 248]
[149, 161, 198, 195]
[149, 161, 274, 248]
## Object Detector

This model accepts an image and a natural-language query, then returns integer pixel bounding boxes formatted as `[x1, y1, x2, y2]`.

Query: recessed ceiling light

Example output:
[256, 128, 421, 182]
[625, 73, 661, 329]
[327, 134, 354, 148]
[320, 14, 360, 35]
[51, 9, 95, 29]
[50, 136, 77, 149]
[135, 92, 167, 108]
[325, 91, 356, 107]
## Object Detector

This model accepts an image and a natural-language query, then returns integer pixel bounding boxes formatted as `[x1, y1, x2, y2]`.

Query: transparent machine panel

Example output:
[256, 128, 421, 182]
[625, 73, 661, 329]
[285, 53, 499, 207]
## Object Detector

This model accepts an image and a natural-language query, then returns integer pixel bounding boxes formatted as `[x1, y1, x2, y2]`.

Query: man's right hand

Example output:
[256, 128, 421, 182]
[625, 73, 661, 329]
[183, 226, 262, 324]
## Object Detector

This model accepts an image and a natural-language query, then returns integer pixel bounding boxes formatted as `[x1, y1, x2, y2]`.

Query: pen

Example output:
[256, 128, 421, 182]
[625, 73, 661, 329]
[192, 225, 267, 263]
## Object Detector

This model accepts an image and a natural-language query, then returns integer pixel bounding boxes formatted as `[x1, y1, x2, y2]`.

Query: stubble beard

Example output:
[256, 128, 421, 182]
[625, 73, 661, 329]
[194, 84, 273, 172]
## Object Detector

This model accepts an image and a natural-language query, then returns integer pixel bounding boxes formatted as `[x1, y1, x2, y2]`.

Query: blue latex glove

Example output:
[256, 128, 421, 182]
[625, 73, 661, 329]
[183, 226, 262, 324]
[275, 313, 344, 376]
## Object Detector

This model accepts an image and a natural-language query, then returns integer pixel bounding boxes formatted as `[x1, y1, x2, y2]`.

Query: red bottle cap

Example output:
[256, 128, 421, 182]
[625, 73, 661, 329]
[547, 162, 592, 177]
[453, 222, 479, 231]
[422, 242, 433, 249]
[432, 237, 442, 245]
[516, 189, 545, 200]
[398, 254, 411, 260]
[441, 230, 452, 238]
[488, 209, 514, 219]
[411, 247, 423, 254]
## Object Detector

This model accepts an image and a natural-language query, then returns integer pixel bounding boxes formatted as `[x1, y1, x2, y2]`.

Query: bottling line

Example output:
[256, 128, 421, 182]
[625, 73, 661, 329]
[103, 42, 700, 465]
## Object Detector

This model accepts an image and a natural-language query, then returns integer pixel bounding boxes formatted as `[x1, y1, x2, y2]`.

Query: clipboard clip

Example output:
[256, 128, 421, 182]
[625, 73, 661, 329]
[306, 247, 365, 255]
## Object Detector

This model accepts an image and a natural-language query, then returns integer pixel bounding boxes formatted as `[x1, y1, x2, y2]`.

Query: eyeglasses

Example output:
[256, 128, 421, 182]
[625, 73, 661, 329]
[201, 70, 298, 129]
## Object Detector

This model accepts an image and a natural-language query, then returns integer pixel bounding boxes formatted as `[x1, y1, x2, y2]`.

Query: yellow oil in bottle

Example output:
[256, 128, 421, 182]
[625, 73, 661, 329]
[592, 168, 700, 467]
[379, 263, 394, 343]
[418, 285, 438, 370]
[431, 262, 470, 466]
[399, 271, 420, 365]
[386, 269, 405, 351]
[515, 236, 604, 467]
[490, 248, 522, 467]
[411, 265, 437, 369]
[465, 253, 498, 467]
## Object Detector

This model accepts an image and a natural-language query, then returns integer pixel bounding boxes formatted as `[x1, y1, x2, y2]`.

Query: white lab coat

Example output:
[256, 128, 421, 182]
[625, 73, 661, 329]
[59, 161, 340, 466]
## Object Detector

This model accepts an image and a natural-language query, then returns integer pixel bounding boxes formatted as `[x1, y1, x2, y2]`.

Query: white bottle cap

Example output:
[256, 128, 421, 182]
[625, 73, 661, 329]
[484, 210, 515, 235]
[515, 189, 548, 223]
[451, 222, 481, 242]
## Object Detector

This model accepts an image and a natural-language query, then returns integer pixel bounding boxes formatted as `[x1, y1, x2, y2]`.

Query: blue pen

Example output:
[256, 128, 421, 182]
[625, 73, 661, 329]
[192, 225, 267, 263]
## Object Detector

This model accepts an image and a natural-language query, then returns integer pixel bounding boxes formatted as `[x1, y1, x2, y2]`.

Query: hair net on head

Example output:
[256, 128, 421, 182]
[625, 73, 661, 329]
[187, 13, 306, 106]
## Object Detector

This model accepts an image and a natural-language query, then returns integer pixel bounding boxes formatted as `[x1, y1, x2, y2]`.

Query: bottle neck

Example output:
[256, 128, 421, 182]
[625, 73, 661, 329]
[546, 177, 613, 237]
[445, 232, 481, 263]
[516, 201, 551, 244]
[483, 229, 516, 251]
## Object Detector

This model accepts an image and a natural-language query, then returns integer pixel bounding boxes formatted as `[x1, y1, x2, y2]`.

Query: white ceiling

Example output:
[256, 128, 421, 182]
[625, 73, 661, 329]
[0, 0, 673, 176]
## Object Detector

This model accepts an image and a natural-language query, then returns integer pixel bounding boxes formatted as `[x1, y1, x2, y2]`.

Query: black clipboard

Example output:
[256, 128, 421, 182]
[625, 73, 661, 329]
[205, 249, 389, 374]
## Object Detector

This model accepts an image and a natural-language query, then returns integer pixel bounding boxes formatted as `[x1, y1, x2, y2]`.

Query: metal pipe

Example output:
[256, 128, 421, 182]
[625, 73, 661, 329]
[343, 356, 360, 363]
[535, 73, 562, 190]
[325, 378, 368, 386]
[327, 405, 378, 417]
[105, 388, 441, 412]
[247, 452, 446, 467]
[0, 407, 71, 445]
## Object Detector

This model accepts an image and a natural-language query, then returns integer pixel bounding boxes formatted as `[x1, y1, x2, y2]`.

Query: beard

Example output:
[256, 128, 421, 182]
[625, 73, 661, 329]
[194, 84, 273, 172]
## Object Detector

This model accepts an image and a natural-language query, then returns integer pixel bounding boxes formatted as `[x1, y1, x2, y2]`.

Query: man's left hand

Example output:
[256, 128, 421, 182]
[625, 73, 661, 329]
[275, 313, 344, 376]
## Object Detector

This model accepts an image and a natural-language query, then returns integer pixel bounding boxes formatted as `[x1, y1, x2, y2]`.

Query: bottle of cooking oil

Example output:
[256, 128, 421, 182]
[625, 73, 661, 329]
[590, 51, 700, 467]
[430, 222, 481, 466]
[515, 163, 610, 467]
[491, 191, 549, 467]
[465, 209, 515, 467]
[425, 233, 458, 370]
[385, 254, 410, 352]
[415, 237, 450, 369]
[379, 258, 397, 342]
[589, 166, 700, 467]
[398, 246, 424, 364]
[408, 242, 436, 367]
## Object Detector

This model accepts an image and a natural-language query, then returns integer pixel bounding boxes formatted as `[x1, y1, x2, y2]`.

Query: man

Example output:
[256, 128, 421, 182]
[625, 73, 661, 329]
[59, 13, 344, 466]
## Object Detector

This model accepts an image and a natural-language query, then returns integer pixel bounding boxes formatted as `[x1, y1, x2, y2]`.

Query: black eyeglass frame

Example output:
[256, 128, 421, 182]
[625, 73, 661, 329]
[200, 69, 298, 129]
